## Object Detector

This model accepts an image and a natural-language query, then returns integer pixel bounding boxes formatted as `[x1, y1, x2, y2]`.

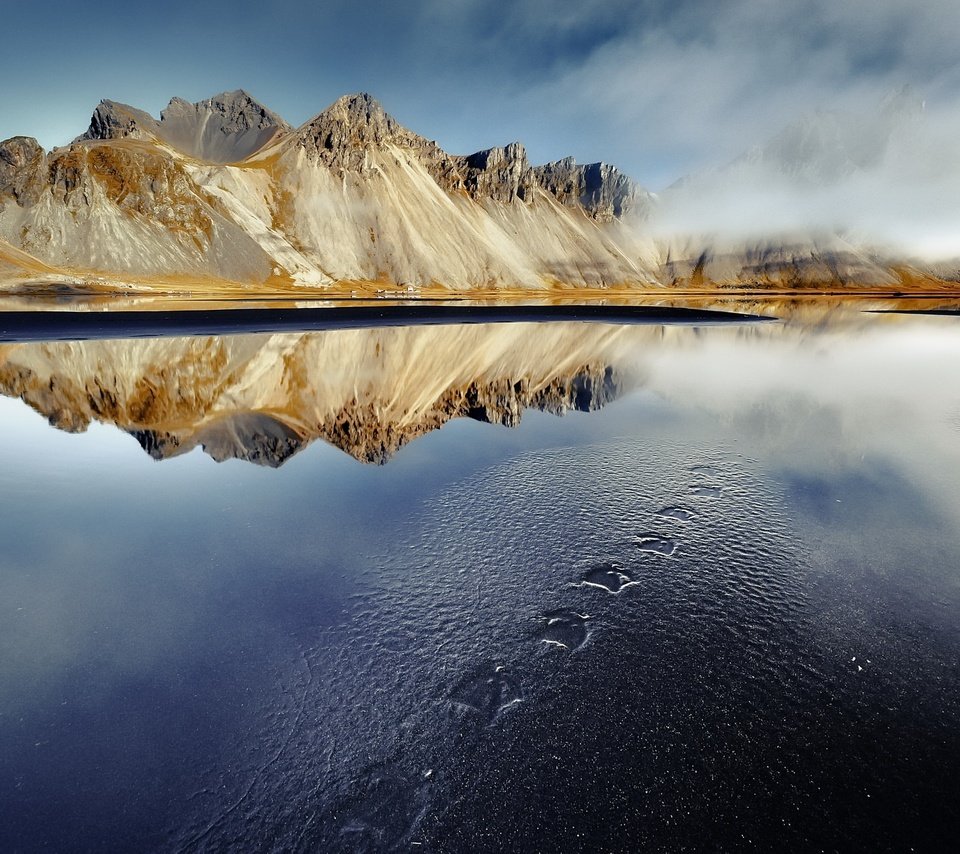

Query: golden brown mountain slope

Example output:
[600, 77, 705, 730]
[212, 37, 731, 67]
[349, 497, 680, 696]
[1, 91, 956, 293]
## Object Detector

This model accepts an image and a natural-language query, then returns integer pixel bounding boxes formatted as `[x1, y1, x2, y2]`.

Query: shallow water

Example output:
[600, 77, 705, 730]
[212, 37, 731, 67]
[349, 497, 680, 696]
[1, 305, 959, 851]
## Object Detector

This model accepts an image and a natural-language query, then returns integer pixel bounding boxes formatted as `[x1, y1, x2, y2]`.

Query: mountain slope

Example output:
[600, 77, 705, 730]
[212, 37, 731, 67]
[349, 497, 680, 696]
[0, 134, 277, 284]
[1, 92, 659, 291]
[0, 89, 956, 292]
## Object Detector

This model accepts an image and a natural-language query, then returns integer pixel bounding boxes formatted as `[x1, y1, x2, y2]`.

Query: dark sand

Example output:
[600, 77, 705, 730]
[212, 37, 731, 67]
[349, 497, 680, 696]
[0, 303, 773, 342]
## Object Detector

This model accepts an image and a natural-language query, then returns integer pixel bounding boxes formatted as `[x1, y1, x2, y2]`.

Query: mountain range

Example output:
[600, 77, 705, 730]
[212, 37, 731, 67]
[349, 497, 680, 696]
[0, 89, 955, 293]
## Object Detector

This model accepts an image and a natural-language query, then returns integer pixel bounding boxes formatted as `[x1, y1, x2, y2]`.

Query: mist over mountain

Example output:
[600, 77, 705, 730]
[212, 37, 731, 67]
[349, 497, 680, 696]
[655, 87, 960, 276]
[1, 88, 957, 292]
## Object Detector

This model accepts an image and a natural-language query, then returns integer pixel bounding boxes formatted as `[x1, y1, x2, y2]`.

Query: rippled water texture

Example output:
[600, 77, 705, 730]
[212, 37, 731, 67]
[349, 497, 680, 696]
[1, 306, 959, 851]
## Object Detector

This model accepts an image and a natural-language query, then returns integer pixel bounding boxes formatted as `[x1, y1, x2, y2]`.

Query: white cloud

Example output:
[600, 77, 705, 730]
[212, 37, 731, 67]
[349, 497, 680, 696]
[515, 0, 960, 185]
[477, 0, 960, 255]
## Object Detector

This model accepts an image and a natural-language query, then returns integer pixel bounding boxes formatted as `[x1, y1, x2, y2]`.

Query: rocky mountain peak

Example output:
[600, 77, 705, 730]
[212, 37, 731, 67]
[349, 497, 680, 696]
[295, 93, 408, 164]
[0, 136, 45, 171]
[292, 94, 646, 218]
[292, 92, 458, 179]
[532, 158, 646, 221]
[160, 89, 291, 136]
[81, 100, 158, 144]
[322, 93, 395, 129]
[459, 142, 534, 203]
[0, 136, 48, 207]
[132, 413, 305, 468]
[79, 91, 291, 163]
[155, 89, 292, 162]
[463, 141, 529, 172]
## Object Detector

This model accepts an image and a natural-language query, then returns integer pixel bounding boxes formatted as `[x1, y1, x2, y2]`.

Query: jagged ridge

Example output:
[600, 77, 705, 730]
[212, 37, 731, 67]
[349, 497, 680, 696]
[1, 88, 955, 291]
[0, 90, 658, 289]
[80, 89, 292, 164]
[292, 93, 647, 221]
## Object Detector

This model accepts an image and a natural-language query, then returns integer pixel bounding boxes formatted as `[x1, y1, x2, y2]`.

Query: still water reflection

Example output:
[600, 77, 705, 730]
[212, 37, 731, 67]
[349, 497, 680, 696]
[1, 308, 960, 851]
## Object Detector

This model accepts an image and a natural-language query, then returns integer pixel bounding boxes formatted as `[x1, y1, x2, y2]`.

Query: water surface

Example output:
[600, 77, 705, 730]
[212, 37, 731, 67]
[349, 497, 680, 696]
[1, 304, 959, 851]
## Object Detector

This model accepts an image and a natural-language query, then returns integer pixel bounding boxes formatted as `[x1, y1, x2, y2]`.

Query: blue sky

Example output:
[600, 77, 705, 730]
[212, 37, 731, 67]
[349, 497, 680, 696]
[2, 0, 957, 188]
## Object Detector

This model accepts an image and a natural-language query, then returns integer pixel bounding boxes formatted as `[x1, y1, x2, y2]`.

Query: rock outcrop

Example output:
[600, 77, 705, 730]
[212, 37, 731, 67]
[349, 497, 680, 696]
[133, 413, 305, 467]
[293, 94, 648, 220]
[80, 90, 291, 164]
[532, 159, 643, 222]
[457, 143, 536, 204]
[157, 90, 292, 163]
[80, 100, 158, 145]
[1, 136, 275, 282]
[0, 137, 47, 207]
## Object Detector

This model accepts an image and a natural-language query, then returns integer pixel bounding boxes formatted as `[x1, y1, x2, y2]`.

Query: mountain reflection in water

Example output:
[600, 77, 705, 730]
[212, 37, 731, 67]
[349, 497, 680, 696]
[1, 305, 960, 852]
[0, 323, 638, 465]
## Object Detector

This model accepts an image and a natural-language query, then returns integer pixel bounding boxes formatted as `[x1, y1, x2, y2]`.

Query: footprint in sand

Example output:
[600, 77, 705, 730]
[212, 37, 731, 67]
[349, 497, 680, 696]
[689, 484, 724, 499]
[689, 464, 720, 478]
[635, 534, 679, 556]
[335, 770, 431, 851]
[539, 609, 591, 652]
[656, 505, 698, 522]
[688, 463, 726, 499]
[579, 562, 637, 594]
[449, 662, 523, 725]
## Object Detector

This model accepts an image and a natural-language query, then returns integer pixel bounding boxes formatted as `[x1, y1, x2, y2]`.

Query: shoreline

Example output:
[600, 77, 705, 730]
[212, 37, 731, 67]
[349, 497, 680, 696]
[0, 303, 775, 343]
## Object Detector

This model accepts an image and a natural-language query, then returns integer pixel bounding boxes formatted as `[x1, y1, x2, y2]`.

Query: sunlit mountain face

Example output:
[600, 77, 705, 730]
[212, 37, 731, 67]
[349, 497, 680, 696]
[1, 89, 958, 295]
[0, 91, 659, 292]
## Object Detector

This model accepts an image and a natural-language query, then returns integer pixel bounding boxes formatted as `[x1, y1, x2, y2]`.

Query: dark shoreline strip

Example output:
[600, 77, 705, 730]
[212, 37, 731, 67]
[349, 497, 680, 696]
[0, 304, 774, 343]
